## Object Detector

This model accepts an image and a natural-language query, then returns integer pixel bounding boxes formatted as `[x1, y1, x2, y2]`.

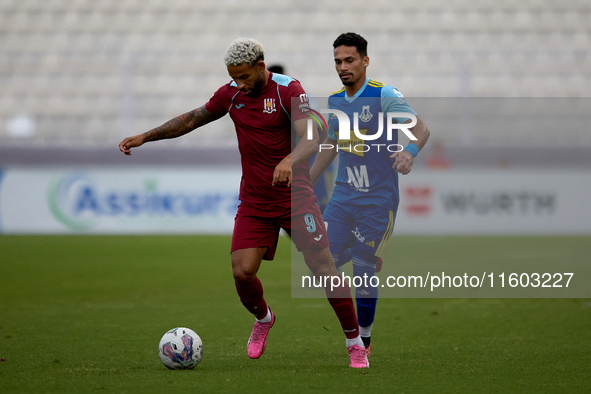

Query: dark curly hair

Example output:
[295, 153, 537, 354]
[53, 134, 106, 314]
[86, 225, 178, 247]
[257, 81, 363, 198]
[333, 32, 368, 57]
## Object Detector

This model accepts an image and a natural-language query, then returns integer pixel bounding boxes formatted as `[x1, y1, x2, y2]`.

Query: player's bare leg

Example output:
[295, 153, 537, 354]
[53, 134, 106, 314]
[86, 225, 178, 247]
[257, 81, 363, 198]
[231, 247, 275, 359]
[301, 247, 369, 368]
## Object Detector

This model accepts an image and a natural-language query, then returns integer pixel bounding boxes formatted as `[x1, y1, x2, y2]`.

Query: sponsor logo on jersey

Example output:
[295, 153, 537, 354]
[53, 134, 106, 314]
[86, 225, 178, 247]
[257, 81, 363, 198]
[346, 165, 370, 191]
[235, 104, 245, 109]
[336, 129, 367, 158]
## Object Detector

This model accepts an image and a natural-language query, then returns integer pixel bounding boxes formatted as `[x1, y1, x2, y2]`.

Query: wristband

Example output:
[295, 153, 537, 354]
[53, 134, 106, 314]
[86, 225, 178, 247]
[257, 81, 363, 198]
[403, 143, 419, 158]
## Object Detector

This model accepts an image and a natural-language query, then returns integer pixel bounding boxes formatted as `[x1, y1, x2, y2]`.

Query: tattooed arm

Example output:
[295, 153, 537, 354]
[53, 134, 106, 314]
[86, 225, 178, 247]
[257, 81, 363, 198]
[119, 105, 220, 155]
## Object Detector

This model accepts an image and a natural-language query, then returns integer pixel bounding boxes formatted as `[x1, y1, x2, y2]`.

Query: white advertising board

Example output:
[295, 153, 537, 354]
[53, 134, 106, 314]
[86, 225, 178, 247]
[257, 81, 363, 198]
[0, 168, 589, 234]
[0, 168, 241, 234]
[396, 170, 591, 235]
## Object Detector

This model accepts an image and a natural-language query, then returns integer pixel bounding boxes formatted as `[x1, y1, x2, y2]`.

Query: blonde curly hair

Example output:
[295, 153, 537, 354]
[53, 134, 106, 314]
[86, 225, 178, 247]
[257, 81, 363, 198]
[224, 37, 265, 67]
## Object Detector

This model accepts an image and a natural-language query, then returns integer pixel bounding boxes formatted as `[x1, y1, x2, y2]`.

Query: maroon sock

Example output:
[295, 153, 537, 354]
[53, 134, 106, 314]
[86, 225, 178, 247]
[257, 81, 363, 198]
[235, 277, 268, 320]
[325, 284, 359, 339]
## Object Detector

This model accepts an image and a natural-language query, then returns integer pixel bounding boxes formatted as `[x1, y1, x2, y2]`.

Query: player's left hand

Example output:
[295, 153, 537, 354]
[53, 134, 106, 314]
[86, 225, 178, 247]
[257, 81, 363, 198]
[272, 157, 292, 187]
[390, 150, 414, 175]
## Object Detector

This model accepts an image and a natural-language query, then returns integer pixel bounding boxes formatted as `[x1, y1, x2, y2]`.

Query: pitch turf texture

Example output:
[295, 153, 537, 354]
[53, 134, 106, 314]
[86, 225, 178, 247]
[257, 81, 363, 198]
[0, 236, 589, 393]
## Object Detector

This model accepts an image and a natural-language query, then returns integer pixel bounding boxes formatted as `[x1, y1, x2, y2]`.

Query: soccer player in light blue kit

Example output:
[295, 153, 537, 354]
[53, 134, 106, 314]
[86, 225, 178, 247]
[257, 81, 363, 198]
[310, 32, 430, 356]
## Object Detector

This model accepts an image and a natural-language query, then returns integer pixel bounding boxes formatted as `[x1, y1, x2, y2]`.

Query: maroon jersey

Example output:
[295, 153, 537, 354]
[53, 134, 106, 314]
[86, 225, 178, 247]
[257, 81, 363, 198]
[205, 72, 314, 204]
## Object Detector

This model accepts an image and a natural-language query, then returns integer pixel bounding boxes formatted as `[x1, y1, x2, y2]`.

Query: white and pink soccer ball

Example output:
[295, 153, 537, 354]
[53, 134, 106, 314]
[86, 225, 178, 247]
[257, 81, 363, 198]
[158, 327, 203, 369]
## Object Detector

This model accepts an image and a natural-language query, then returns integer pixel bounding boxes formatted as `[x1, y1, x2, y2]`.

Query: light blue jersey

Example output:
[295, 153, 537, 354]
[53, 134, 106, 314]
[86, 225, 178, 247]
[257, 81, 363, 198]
[327, 78, 417, 211]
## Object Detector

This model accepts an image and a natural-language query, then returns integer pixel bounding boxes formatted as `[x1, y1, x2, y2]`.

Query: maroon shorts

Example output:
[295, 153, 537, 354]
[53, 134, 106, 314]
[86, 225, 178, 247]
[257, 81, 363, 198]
[231, 195, 329, 260]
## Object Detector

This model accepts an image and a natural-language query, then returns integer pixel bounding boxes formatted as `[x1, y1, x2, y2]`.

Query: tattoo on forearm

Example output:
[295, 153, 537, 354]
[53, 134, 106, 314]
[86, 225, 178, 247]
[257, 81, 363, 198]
[143, 105, 216, 141]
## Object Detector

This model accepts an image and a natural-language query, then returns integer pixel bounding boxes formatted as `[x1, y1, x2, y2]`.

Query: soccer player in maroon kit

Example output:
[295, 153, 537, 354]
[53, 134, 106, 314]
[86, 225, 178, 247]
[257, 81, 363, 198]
[119, 38, 369, 368]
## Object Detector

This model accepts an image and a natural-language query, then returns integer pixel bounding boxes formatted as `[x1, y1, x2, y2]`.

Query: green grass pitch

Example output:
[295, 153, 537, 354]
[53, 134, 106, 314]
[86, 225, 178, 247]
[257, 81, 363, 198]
[0, 235, 589, 393]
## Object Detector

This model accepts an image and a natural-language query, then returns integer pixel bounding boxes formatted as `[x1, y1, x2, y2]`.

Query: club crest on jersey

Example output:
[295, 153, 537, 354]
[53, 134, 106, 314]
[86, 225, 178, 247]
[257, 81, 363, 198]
[263, 98, 276, 114]
[359, 105, 373, 122]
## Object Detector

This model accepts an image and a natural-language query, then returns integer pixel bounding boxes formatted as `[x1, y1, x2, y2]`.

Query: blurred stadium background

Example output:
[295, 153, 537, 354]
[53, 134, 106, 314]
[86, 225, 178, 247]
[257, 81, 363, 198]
[1, 0, 590, 155]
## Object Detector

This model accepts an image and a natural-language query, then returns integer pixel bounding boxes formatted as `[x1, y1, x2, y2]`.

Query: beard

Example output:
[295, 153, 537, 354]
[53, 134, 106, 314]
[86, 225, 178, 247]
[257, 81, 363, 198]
[244, 76, 265, 96]
[339, 73, 355, 86]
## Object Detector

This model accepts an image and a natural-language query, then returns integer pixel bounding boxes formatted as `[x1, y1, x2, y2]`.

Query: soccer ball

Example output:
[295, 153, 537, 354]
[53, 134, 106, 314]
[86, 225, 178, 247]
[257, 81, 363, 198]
[158, 327, 203, 369]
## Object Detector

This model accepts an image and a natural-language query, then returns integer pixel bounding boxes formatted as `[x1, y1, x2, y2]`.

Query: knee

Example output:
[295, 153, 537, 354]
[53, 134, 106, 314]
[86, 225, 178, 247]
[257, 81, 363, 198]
[309, 256, 337, 277]
[231, 257, 257, 283]
[233, 266, 256, 283]
[312, 263, 334, 277]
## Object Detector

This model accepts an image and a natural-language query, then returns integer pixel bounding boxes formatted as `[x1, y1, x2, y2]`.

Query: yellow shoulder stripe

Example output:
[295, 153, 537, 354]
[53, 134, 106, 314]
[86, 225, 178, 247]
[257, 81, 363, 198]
[331, 87, 346, 95]
[368, 79, 385, 87]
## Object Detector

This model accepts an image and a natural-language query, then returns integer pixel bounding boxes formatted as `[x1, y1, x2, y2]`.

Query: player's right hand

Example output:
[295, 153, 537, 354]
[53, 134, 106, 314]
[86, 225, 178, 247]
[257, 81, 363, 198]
[272, 156, 292, 187]
[119, 134, 146, 156]
[391, 150, 414, 175]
